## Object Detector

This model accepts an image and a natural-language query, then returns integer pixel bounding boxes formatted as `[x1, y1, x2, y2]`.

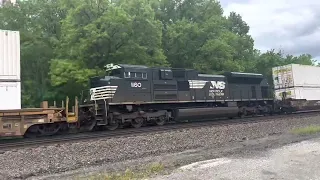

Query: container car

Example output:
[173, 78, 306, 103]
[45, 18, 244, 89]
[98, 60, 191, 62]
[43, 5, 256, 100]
[272, 64, 320, 111]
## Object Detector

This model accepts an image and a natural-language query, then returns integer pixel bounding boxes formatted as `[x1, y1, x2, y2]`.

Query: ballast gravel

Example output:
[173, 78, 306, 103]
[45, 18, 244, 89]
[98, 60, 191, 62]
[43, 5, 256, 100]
[1, 115, 320, 179]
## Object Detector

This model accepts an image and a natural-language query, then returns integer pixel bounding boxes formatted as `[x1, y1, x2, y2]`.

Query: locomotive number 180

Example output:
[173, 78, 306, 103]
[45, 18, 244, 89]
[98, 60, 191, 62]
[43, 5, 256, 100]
[131, 82, 142, 88]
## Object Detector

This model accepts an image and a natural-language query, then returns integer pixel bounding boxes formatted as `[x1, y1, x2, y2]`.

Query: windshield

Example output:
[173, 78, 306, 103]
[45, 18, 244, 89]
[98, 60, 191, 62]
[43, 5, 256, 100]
[109, 69, 122, 77]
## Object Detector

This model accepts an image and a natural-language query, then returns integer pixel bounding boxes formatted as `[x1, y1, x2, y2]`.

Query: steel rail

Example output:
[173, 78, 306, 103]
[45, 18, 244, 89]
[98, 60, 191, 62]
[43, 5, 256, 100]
[0, 110, 319, 152]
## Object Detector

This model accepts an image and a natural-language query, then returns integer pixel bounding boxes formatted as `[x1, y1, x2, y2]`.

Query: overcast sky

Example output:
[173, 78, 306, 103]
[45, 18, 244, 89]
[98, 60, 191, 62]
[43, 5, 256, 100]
[221, 0, 320, 61]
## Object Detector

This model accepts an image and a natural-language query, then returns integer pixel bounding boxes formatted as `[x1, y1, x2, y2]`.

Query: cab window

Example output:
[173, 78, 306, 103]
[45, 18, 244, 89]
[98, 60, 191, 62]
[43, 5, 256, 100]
[110, 69, 122, 77]
[124, 71, 147, 79]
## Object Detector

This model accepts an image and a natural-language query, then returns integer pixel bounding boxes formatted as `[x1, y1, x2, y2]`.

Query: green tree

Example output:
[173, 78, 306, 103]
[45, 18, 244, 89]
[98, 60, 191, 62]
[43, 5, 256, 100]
[50, 0, 168, 98]
[254, 49, 316, 85]
[154, 0, 254, 73]
[0, 0, 65, 107]
[0, 0, 318, 107]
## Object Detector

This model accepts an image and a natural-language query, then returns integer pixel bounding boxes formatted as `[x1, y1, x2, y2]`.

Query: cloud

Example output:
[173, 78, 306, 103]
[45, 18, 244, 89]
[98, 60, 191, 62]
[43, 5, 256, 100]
[222, 0, 320, 60]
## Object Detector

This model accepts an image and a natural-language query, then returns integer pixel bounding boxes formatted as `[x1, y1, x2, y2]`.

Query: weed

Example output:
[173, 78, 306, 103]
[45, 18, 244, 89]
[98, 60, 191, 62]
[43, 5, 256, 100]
[291, 125, 320, 135]
[78, 162, 165, 180]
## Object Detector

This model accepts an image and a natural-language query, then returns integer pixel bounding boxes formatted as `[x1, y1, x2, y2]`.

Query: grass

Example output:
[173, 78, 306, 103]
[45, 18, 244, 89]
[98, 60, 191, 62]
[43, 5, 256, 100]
[291, 125, 320, 135]
[77, 162, 165, 180]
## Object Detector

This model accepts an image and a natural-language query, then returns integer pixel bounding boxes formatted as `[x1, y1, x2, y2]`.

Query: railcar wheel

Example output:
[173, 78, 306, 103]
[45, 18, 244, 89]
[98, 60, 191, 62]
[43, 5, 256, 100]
[24, 123, 61, 138]
[131, 117, 144, 128]
[38, 123, 61, 136]
[24, 125, 40, 138]
[155, 116, 166, 126]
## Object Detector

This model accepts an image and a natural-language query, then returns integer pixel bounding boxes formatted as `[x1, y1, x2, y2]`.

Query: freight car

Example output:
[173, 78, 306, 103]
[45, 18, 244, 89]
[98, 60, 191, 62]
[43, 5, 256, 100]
[0, 98, 78, 137]
[272, 64, 320, 112]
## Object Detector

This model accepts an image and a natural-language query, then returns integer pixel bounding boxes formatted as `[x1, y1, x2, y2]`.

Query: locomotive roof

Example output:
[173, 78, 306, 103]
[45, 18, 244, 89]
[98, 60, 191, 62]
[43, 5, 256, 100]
[118, 64, 149, 69]
[198, 74, 225, 78]
[224, 72, 264, 79]
[105, 64, 265, 80]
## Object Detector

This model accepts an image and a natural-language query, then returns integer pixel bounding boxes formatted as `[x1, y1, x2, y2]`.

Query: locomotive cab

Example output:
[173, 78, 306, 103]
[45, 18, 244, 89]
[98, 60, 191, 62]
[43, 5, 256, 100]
[89, 64, 150, 103]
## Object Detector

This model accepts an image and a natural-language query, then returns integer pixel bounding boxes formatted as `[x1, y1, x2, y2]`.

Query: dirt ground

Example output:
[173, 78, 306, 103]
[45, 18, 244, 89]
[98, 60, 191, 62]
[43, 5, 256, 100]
[29, 130, 320, 180]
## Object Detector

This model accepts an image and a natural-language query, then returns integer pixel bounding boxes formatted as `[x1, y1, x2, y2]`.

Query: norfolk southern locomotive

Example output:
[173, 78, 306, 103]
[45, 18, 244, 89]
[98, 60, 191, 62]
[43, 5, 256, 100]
[77, 64, 276, 131]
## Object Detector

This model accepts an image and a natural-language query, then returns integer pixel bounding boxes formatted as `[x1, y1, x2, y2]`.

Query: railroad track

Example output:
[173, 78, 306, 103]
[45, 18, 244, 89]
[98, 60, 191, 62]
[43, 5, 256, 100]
[0, 110, 320, 152]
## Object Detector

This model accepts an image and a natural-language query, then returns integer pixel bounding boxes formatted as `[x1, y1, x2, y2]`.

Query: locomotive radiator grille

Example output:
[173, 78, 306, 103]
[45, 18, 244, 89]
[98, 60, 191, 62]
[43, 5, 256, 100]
[90, 86, 118, 101]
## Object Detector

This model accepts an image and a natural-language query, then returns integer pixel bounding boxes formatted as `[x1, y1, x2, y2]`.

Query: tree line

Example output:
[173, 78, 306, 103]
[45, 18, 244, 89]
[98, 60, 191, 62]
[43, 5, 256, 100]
[0, 0, 318, 107]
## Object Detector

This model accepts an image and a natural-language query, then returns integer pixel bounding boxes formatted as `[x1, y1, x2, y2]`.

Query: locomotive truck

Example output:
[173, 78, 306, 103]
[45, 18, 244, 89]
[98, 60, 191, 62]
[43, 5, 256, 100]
[0, 63, 313, 138]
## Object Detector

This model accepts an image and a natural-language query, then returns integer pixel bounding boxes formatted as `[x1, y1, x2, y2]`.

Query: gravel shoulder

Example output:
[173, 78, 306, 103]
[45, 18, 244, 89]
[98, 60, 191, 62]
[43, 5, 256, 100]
[151, 134, 320, 180]
[1, 114, 320, 180]
[38, 131, 320, 180]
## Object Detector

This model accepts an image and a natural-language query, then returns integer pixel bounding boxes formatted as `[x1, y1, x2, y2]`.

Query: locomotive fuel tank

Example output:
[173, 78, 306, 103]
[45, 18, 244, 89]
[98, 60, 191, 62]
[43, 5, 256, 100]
[174, 106, 239, 121]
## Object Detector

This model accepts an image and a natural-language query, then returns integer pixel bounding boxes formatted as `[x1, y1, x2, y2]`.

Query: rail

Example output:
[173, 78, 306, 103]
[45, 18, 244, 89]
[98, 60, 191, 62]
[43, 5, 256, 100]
[0, 109, 319, 152]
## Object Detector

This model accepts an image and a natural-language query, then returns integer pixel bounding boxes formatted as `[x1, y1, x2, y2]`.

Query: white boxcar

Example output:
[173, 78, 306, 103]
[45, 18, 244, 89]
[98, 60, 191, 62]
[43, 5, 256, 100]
[274, 87, 320, 101]
[272, 64, 320, 89]
[0, 29, 20, 81]
[0, 81, 21, 110]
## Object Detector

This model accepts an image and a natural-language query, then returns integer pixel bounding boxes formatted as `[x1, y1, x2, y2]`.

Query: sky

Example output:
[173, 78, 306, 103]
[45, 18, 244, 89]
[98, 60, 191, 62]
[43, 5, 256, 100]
[220, 0, 320, 61]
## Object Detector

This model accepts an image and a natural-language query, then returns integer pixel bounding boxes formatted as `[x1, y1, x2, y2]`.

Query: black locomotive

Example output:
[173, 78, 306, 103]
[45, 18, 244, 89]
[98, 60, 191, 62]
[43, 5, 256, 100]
[77, 63, 278, 131]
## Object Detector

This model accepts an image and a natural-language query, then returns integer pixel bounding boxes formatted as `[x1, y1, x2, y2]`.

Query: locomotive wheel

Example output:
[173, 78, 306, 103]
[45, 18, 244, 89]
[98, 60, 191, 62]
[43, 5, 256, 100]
[155, 116, 166, 126]
[263, 106, 272, 116]
[131, 117, 144, 128]
[106, 119, 119, 131]
[239, 107, 247, 118]
[81, 119, 97, 132]
[79, 108, 96, 132]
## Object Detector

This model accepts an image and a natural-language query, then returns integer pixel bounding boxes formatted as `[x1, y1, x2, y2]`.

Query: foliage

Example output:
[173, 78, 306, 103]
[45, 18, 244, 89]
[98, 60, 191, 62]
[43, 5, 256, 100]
[77, 162, 165, 180]
[291, 125, 320, 135]
[253, 49, 316, 84]
[0, 0, 318, 107]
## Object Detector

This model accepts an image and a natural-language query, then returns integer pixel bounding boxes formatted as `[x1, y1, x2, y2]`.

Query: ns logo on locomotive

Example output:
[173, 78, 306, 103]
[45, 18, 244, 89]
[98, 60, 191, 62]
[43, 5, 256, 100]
[209, 81, 226, 98]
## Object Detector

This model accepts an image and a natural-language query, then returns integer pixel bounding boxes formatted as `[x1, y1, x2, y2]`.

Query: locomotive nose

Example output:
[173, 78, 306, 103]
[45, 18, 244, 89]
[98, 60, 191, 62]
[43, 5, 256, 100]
[90, 76, 113, 88]
[89, 77, 119, 101]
